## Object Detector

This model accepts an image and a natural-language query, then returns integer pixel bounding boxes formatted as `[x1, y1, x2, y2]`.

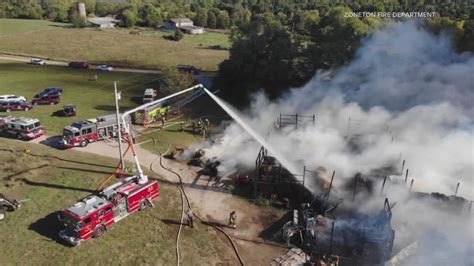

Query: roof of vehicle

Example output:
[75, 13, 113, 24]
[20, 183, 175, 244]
[70, 120, 95, 129]
[66, 194, 110, 218]
[31, 58, 43, 61]
[0, 95, 18, 98]
[144, 88, 156, 95]
[9, 117, 40, 125]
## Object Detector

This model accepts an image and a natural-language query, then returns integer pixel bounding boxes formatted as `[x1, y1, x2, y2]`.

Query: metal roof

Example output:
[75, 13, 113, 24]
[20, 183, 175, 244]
[10, 117, 40, 125]
[169, 18, 193, 24]
[87, 17, 119, 25]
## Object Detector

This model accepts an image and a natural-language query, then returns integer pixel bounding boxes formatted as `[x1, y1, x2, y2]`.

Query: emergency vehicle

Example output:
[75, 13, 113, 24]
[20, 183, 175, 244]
[0, 115, 44, 140]
[58, 175, 159, 246]
[57, 84, 204, 246]
[132, 102, 169, 126]
[61, 114, 132, 148]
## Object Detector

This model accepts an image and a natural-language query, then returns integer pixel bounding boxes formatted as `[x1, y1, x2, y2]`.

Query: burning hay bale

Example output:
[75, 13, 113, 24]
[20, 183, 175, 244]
[187, 149, 206, 167]
[164, 146, 185, 160]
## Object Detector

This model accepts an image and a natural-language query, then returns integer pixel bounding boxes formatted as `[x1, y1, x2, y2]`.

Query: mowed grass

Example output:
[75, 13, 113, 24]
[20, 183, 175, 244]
[0, 18, 68, 35]
[0, 62, 162, 133]
[0, 139, 235, 265]
[138, 123, 204, 154]
[0, 19, 230, 71]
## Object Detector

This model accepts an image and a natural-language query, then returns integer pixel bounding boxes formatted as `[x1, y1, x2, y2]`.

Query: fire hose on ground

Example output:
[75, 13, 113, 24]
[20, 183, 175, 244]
[147, 137, 245, 266]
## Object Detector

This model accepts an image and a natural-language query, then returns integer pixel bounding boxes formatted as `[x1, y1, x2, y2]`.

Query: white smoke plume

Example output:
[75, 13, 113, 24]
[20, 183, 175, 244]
[198, 21, 473, 263]
[204, 21, 473, 199]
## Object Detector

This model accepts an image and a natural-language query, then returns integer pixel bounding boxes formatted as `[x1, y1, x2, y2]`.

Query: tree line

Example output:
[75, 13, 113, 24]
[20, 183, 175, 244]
[215, 1, 473, 103]
[0, 1, 472, 103]
[0, 0, 471, 29]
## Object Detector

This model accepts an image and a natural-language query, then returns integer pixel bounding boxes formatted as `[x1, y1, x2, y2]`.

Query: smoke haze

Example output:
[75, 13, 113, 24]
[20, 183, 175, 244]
[198, 21, 473, 264]
[204, 21, 473, 198]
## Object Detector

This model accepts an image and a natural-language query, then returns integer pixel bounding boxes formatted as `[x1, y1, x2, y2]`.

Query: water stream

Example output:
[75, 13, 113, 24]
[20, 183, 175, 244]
[203, 88, 298, 174]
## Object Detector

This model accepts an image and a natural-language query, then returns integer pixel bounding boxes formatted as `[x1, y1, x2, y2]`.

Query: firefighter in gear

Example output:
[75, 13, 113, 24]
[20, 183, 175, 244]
[186, 208, 194, 228]
[160, 116, 165, 128]
[229, 211, 237, 229]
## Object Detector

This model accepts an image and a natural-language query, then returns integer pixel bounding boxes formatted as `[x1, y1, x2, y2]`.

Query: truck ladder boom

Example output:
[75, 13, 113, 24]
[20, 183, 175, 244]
[121, 84, 205, 183]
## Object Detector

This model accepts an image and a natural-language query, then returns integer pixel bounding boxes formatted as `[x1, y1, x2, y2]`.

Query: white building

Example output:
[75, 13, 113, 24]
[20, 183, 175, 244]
[163, 18, 204, 35]
[88, 17, 120, 28]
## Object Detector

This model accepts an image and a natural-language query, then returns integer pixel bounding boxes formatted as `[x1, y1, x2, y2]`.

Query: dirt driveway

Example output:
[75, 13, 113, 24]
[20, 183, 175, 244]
[31, 135, 288, 265]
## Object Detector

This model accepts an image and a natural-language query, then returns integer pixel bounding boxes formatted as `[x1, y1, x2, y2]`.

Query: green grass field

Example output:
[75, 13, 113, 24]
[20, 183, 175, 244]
[0, 62, 162, 133]
[0, 139, 235, 265]
[138, 123, 204, 154]
[0, 19, 230, 71]
[0, 18, 67, 35]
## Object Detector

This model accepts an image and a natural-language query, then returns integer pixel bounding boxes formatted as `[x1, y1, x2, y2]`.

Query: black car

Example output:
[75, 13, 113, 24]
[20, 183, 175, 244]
[38, 87, 63, 96]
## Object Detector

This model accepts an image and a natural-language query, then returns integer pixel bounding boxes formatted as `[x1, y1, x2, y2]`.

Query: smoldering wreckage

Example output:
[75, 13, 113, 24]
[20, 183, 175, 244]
[167, 22, 473, 265]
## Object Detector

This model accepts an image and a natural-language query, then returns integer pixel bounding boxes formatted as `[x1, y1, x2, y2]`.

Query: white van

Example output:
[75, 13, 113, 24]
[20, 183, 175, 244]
[143, 88, 157, 103]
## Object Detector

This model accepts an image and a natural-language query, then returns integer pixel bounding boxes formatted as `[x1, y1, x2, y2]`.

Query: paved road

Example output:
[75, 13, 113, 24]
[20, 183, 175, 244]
[0, 54, 161, 74]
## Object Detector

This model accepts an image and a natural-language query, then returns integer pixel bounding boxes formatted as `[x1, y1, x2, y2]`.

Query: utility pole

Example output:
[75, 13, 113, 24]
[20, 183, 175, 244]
[114, 81, 125, 170]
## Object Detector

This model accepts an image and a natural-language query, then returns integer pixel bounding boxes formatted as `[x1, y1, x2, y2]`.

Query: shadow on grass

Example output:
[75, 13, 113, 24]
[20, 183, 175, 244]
[54, 166, 114, 175]
[130, 96, 143, 105]
[160, 218, 185, 226]
[28, 212, 69, 245]
[201, 219, 230, 228]
[51, 110, 65, 117]
[17, 178, 96, 193]
[48, 24, 73, 28]
[2, 164, 49, 181]
[94, 105, 134, 111]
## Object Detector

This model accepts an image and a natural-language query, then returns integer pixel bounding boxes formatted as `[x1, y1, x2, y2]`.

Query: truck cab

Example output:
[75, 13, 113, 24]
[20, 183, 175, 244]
[61, 120, 97, 148]
[58, 195, 115, 246]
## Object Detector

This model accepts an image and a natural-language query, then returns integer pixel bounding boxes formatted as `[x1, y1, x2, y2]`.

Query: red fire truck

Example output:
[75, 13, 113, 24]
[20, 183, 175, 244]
[0, 115, 44, 140]
[61, 114, 132, 148]
[58, 175, 159, 246]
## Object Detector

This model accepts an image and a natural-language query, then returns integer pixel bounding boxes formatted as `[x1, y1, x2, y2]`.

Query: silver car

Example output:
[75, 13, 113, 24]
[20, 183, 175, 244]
[0, 95, 27, 103]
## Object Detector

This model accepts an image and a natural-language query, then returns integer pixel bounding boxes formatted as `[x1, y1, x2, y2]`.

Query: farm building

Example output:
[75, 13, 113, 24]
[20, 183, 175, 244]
[88, 17, 120, 28]
[163, 18, 204, 35]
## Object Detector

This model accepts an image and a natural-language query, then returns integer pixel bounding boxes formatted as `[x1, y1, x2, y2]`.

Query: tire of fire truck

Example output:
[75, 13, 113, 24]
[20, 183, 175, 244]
[93, 224, 106, 238]
[16, 134, 22, 140]
[0, 211, 5, 221]
[80, 140, 88, 147]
